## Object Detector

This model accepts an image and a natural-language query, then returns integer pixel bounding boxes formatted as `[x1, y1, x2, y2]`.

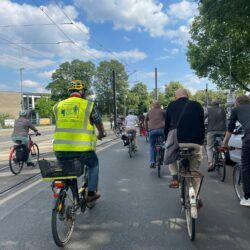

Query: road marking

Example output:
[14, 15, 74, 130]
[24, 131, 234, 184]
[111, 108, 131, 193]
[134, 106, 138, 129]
[0, 139, 120, 205]
[0, 179, 42, 206]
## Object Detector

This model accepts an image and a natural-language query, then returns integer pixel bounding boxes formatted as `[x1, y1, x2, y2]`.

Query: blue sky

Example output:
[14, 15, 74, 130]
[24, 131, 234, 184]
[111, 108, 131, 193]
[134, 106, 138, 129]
[0, 0, 214, 94]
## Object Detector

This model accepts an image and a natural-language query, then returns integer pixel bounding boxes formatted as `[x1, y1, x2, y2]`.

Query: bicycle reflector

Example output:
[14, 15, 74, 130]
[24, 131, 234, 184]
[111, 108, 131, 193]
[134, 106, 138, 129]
[218, 147, 226, 152]
[54, 181, 64, 188]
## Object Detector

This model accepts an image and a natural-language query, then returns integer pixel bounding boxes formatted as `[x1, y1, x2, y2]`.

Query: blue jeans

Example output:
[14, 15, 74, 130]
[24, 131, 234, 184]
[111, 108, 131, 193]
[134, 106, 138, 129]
[55, 151, 99, 192]
[149, 128, 165, 163]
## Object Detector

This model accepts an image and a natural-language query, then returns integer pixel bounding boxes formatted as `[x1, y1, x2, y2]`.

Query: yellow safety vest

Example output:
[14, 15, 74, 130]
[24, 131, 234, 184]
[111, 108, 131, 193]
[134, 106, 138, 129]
[53, 97, 96, 152]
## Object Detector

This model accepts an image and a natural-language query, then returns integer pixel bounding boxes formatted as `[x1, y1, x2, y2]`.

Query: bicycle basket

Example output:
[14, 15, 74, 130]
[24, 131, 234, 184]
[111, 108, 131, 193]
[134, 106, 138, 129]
[15, 145, 29, 162]
[38, 159, 83, 178]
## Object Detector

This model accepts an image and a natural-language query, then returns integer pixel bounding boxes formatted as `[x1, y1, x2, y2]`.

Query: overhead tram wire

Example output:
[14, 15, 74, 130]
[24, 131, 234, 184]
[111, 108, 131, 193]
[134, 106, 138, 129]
[0, 22, 73, 28]
[53, 0, 137, 72]
[0, 35, 45, 57]
[32, 0, 101, 64]
[0, 41, 73, 45]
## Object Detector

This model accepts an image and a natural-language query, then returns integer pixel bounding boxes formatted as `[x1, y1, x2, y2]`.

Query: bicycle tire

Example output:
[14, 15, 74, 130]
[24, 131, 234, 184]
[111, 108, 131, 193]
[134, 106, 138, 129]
[217, 153, 226, 182]
[52, 187, 76, 247]
[180, 177, 185, 205]
[29, 143, 39, 166]
[185, 181, 196, 241]
[128, 141, 132, 158]
[233, 164, 244, 201]
[9, 148, 24, 175]
[156, 148, 161, 178]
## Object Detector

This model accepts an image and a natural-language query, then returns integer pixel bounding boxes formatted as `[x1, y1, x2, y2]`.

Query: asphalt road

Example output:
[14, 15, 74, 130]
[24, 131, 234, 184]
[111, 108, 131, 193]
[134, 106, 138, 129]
[0, 136, 250, 250]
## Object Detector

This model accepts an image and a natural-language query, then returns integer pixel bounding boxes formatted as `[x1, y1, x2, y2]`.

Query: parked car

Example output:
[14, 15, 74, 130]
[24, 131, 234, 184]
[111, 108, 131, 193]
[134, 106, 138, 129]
[228, 123, 243, 164]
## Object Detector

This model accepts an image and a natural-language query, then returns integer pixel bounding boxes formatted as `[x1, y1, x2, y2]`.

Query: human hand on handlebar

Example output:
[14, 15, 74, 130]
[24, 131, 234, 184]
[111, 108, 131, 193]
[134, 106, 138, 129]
[36, 132, 41, 136]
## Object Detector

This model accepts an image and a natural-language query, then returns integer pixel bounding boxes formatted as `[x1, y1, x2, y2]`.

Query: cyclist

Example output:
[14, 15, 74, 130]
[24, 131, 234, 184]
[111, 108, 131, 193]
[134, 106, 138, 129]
[53, 80, 106, 203]
[11, 110, 40, 166]
[205, 99, 226, 171]
[138, 113, 145, 136]
[124, 110, 139, 149]
[222, 95, 250, 206]
[165, 89, 204, 192]
[145, 101, 165, 168]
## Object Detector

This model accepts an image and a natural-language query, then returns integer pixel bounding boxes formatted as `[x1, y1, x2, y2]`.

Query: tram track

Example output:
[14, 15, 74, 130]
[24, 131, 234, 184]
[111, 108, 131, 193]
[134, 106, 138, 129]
[0, 137, 119, 198]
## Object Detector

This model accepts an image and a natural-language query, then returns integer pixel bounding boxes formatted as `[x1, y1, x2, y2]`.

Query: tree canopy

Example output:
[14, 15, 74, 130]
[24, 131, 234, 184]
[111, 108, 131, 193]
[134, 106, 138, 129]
[187, 0, 250, 91]
[46, 60, 96, 101]
[35, 96, 56, 118]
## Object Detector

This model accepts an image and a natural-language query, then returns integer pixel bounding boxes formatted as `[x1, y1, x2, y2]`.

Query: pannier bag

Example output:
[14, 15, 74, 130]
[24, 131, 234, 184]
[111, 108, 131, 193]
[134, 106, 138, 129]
[38, 158, 83, 178]
[15, 145, 29, 162]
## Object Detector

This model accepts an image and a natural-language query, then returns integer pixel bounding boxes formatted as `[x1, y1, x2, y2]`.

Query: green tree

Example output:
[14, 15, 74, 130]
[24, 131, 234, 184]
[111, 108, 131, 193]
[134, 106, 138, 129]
[129, 82, 150, 114]
[0, 113, 12, 128]
[94, 60, 128, 114]
[46, 60, 96, 101]
[165, 81, 184, 105]
[35, 96, 56, 118]
[187, 0, 250, 91]
[192, 90, 227, 107]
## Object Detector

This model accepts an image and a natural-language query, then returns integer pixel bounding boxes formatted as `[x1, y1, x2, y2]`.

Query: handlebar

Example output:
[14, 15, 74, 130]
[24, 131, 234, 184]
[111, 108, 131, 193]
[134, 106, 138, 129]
[28, 133, 41, 136]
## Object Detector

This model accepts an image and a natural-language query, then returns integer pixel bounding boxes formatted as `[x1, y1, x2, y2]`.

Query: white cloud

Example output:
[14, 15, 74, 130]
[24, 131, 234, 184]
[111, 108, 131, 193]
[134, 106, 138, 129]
[157, 48, 179, 60]
[22, 80, 39, 88]
[39, 69, 55, 79]
[75, 0, 169, 37]
[165, 25, 190, 45]
[124, 36, 131, 41]
[168, 0, 198, 20]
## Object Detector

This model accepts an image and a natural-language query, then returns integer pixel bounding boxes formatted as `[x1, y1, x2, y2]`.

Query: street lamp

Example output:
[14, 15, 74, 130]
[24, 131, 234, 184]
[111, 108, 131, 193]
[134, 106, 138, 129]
[20, 67, 25, 110]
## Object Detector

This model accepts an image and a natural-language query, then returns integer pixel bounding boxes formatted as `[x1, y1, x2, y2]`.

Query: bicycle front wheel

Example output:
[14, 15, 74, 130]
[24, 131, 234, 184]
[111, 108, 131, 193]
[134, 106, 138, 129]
[233, 164, 244, 201]
[9, 148, 24, 175]
[52, 187, 76, 247]
[29, 143, 39, 166]
[217, 153, 226, 182]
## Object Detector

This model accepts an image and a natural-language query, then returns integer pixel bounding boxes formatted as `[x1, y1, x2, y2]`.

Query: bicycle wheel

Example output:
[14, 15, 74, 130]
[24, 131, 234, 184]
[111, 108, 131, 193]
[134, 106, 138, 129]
[9, 148, 24, 175]
[185, 181, 196, 241]
[216, 153, 226, 182]
[52, 186, 76, 247]
[156, 149, 161, 178]
[29, 143, 39, 166]
[233, 164, 244, 201]
[128, 141, 132, 158]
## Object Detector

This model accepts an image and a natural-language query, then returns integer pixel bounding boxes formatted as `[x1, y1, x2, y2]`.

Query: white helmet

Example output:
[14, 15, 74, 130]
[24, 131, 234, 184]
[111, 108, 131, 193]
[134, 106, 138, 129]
[19, 110, 28, 117]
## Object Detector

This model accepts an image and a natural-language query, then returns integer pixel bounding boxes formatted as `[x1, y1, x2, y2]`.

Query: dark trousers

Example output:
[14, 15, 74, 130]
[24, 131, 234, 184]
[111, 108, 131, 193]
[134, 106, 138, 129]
[242, 134, 250, 199]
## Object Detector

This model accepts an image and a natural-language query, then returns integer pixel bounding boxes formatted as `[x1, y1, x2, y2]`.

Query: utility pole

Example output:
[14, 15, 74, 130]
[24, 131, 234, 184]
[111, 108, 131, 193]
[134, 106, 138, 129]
[155, 67, 158, 100]
[20, 67, 25, 110]
[112, 70, 117, 129]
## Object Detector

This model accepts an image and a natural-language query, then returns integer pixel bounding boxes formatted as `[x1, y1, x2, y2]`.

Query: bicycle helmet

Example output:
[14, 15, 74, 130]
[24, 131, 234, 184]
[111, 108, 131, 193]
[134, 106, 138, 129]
[68, 80, 86, 91]
[19, 110, 28, 117]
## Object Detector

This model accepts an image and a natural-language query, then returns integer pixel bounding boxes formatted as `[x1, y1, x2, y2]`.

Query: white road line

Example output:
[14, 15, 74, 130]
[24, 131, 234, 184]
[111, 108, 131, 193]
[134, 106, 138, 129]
[0, 139, 120, 205]
[0, 179, 42, 206]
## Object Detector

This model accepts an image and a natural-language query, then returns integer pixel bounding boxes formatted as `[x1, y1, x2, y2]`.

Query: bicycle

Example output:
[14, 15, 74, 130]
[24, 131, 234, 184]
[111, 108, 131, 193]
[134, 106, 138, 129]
[211, 134, 226, 182]
[9, 133, 40, 175]
[178, 147, 204, 241]
[154, 135, 165, 178]
[39, 158, 95, 247]
[113, 124, 124, 138]
[127, 130, 136, 158]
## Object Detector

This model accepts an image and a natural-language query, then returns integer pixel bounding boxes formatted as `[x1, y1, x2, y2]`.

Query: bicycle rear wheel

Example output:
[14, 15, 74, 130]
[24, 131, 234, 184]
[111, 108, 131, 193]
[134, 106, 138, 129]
[156, 149, 161, 178]
[185, 181, 196, 241]
[52, 186, 76, 247]
[128, 141, 132, 158]
[216, 153, 226, 182]
[9, 148, 24, 175]
[29, 143, 39, 166]
[233, 164, 244, 201]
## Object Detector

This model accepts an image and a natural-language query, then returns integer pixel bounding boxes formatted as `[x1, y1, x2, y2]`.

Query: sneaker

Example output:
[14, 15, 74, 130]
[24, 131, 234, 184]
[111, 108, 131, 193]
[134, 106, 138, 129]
[86, 192, 101, 203]
[169, 180, 179, 188]
[150, 163, 155, 168]
[27, 162, 35, 167]
[240, 198, 250, 207]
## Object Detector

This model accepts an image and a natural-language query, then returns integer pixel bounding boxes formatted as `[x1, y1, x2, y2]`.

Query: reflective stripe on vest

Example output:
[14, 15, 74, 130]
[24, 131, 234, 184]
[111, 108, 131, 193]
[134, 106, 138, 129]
[53, 98, 96, 152]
